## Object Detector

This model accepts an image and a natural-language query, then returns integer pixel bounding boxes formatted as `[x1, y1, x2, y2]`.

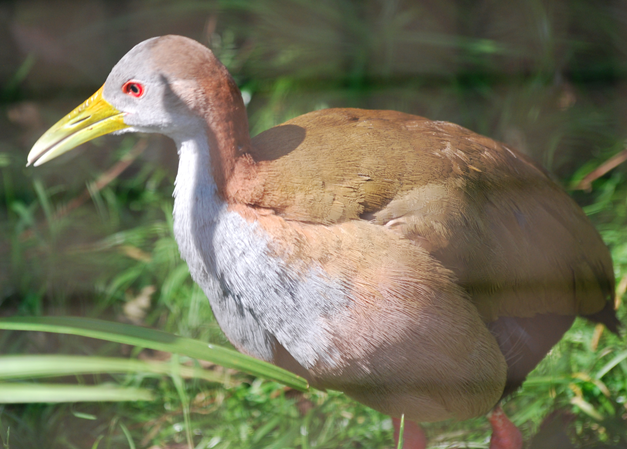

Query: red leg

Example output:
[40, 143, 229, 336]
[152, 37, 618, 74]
[392, 417, 427, 449]
[488, 405, 523, 449]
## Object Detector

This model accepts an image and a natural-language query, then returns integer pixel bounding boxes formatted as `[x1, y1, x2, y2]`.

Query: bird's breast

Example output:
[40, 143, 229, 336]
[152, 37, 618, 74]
[172, 136, 348, 368]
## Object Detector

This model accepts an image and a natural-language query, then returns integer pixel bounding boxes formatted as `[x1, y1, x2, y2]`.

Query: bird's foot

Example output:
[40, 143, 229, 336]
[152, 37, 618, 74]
[488, 405, 523, 449]
[392, 417, 427, 449]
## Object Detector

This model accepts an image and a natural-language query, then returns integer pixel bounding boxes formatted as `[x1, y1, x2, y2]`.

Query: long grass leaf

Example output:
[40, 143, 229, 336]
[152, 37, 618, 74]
[595, 350, 627, 379]
[118, 421, 136, 449]
[0, 316, 308, 391]
[0, 383, 153, 403]
[0, 355, 231, 385]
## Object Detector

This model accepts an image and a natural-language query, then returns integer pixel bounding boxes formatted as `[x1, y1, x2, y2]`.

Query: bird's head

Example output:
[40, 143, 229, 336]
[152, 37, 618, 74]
[27, 35, 246, 166]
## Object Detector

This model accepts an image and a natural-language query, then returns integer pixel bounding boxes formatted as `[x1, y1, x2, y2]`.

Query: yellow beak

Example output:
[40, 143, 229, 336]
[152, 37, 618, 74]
[27, 85, 129, 166]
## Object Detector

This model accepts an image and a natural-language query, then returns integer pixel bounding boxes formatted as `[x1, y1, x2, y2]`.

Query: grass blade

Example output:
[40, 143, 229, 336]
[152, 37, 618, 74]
[0, 316, 308, 391]
[595, 350, 627, 379]
[396, 414, 405, 449]
[0, 383, 153, 403]
[119, 421, 136, 449]
[0, 355, 232, 385]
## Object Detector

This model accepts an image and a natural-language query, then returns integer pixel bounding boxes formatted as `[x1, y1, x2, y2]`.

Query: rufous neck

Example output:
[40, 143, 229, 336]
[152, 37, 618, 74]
[200, 70, 252, 199]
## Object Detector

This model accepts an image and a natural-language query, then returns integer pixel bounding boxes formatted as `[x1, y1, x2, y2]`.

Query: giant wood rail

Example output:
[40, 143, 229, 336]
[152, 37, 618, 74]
[28, 35, 620, 449]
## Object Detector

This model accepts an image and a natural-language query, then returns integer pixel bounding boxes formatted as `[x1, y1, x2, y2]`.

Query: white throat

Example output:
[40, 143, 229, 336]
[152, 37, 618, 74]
[172, 132, 222, 268]
[172, 132, 276, 360]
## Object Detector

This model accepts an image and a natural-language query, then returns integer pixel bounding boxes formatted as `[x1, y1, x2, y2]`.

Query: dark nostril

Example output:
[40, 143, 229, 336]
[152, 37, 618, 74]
[68, 116, 91, 127]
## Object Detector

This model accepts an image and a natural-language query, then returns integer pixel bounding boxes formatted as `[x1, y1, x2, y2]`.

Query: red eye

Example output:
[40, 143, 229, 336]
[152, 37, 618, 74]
[122, 81, 144, 98]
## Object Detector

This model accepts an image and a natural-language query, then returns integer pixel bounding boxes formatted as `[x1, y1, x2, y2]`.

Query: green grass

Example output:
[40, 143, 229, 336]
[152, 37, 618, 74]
[1, 0, 627, 447]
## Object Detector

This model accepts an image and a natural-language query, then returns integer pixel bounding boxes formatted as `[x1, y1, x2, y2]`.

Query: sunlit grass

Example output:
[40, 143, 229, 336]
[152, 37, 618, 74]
[0, 317, 307, 390]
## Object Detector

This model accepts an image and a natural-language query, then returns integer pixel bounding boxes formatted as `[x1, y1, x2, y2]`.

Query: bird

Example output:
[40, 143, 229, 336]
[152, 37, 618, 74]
[28, 35, 620, 449]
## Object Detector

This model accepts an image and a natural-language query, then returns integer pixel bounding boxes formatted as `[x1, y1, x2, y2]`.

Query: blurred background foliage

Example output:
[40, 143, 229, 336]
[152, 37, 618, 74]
[1, 0, 627, 447]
